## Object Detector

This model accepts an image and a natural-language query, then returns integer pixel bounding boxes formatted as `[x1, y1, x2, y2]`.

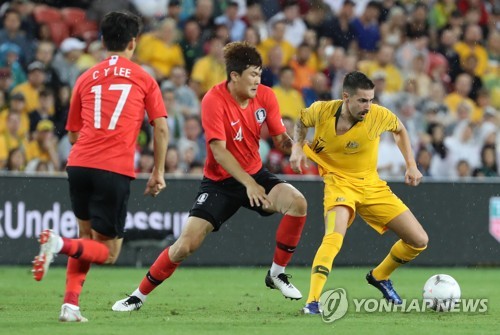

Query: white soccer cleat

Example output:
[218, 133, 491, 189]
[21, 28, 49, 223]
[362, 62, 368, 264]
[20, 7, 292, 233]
[59, 303, 88, 322]
[112, 295, 144, 312]
[265, 270, 302, 300]
[32, 229, 58, 281]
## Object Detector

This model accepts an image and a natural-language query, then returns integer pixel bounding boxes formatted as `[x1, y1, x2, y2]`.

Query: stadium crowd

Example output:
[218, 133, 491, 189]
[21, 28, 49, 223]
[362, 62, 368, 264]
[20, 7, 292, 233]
[0, 0, 498, 179]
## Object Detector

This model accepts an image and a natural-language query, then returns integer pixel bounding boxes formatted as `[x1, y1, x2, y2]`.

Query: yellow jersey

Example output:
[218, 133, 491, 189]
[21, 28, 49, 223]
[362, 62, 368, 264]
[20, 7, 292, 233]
[300, 100, 398, 179]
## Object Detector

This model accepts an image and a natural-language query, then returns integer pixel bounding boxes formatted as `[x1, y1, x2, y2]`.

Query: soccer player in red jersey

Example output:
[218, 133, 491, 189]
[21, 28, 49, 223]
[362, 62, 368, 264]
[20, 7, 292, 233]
[112, 42, 308, 312]
[31, 11, 169, 322]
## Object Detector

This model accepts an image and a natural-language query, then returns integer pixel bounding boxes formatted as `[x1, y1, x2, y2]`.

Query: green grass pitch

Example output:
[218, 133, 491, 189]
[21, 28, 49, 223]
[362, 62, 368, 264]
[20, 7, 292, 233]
[0, 266, 498, 335]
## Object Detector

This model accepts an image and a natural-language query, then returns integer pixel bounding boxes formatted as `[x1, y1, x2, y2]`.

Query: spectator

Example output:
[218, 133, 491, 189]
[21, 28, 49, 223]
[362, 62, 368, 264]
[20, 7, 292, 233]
[446, 121, 481, 173]
[179, 18, 204, 75]
[359, 44, 403, 94]
[0, 42, 26, 89]
[377, 132, 406, 179]
[161, 65, 199, 116]
[456, 159, 472, 178]
[136, 18, 185, 80]
[321, 0, 356, 51]
[289, 43, 315, 91]
[415, 146, 432, 177]
[405, 54, 432, 98]
[460, 53, 484, 104]
[52, 37, 86, 88]
[457, 0, 489, 29]
[302, 72, 331, 107]
[395, 32, 430, 74]
[426, 122, 454, 177]
[165, 144, 183, 175]
[214, 1, 246, 42]
[25, 119, 60, 171]
[9, 0, 38, 40]
[76, 40, 106, 72]
[166, 0, 183, 24]
[272, 66, 305, 122]
[261, 45, 283, 87]
[242, 2, 268, 42]
[185, 0, 216, 44]
[444, 73, 477, 122]
[0, 92, 29, 138]
[28, 88, 55, 135]
[188, 161, 204, 176]
[405, 2, 430, 39]
[454, 24, 488, 77]
[161, 86, 183, 143]
[268, 0, 307, 48]
[380, 6, 406, 48]
[190, 36, 226, 98]
[5, 146, 26, 171]
[351, 0, 381, 56]
[136, 149, 154, 174]
[34, 41, 63, 94]
[0, 9, 34, 66]
[474, 144, 499, 177]
[243, 25, 261, 48]
[429, 0, 457, 31]
[11, 60, 47, 115]
[177, 115, 206, 163]
[0, 110, 28, 169]
[258, 20, 295, 67]
[435, 28, 461, 83]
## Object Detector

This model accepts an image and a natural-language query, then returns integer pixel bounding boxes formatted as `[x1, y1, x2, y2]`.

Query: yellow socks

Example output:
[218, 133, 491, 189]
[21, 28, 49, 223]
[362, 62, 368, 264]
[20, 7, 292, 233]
[372, 239, 427, 280]
[306, 232, 344, 303]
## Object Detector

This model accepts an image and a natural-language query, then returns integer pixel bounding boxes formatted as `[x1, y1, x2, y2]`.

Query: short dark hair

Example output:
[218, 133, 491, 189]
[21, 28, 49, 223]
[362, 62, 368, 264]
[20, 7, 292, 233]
[223, 42, 262, 82]
[100, 11, 141, 52]
[343, 71, 375, 95]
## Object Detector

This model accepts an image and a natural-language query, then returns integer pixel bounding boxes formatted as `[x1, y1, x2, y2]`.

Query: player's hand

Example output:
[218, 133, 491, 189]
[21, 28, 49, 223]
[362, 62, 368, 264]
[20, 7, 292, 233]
[290, 144, 308, 174]
[144, 172, 166, 197]
[246, 181, 272, 208]
[405, 165, 423, 187]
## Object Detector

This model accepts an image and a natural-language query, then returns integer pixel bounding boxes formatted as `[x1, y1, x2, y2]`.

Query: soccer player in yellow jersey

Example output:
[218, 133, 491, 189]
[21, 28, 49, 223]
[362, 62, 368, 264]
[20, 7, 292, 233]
[290, 71, 429, 314]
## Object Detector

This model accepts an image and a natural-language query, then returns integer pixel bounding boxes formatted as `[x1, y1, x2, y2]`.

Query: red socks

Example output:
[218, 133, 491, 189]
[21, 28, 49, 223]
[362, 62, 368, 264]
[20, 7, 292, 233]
[64, 257, 91, 305]
[139, 247, 180, 295]
[273, 215, 306, 266]
[60, 238, 109, 306]
[60, 238, 109, 264]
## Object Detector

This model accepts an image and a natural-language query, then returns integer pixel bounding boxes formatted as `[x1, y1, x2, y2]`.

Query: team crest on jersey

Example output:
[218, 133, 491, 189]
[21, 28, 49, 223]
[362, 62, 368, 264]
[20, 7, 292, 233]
[345, 141, 359, 149]
[197, 193, 209, 204]
[255, 108, 266, 124]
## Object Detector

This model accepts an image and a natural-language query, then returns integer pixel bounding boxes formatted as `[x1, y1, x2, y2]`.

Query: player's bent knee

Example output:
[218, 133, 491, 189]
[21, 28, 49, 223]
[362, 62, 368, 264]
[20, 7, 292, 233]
[170, 238, 201, 261]
[287, 193, 307, 216]
[409, 231, 429, 249]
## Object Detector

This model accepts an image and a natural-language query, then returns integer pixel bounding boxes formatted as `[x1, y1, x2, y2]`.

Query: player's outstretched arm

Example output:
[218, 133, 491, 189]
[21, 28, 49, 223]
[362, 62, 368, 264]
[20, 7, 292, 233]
[392, 119, 422, 186]
[144, 117, 169, 197]
[271, 132, 293, 155]
[210, 139, 271, 208]
[290, 119, 309, 174]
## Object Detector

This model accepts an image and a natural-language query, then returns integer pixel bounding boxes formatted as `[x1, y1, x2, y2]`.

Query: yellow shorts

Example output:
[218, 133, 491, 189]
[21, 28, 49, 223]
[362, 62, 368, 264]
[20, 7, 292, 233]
[323, 174, 408, 234]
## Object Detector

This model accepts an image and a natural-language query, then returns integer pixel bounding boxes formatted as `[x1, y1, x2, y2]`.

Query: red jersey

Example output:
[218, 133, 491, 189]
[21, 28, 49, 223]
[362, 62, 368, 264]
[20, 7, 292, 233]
[202, 82, 286, 181]
[66, 55, 167, 178]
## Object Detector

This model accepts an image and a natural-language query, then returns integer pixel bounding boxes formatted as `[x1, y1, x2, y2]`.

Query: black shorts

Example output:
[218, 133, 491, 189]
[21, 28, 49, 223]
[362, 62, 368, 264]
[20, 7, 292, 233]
[189, 167, 286, 231]
[67, 166, 131, 238]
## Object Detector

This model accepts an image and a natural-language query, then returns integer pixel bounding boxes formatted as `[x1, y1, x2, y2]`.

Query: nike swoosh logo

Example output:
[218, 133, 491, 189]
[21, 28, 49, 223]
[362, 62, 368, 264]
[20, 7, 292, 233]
[231, 120, 240, 126]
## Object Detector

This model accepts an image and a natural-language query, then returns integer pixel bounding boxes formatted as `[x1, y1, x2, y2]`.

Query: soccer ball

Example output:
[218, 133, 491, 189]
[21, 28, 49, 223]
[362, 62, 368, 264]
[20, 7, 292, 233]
[422, 274, 461, 312]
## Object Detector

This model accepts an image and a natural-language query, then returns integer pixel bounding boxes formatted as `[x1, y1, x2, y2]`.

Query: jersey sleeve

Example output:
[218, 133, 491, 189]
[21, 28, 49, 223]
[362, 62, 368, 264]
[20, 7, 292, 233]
[369, 105, 399, 138]
[263, 87, 286, 136]
[144, 76, 168, 123]
[299, 101, 323, 128]
[66, 80, 83, 132]
[201, 92, 225, 143]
